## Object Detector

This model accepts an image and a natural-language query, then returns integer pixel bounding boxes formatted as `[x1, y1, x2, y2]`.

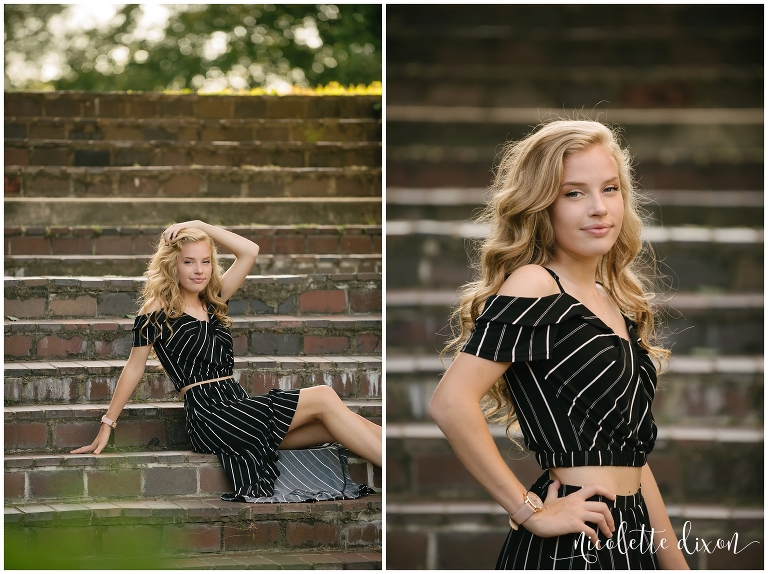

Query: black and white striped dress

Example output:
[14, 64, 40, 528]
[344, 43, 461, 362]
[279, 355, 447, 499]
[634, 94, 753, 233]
[462, 267, 660, 569]
[132, 301, 300, 500]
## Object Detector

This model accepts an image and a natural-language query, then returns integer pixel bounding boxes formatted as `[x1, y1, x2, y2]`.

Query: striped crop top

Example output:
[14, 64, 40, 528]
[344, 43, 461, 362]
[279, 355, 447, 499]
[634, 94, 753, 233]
[131, 300, 234, 392]
[461, 267, 658, 469]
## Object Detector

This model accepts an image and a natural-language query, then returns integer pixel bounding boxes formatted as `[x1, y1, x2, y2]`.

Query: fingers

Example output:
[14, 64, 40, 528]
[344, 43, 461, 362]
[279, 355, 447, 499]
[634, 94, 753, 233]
[583, 506, 615, 540]
[163, 221, 198, 245]
[69, 439, 97, 455]
[162, 223, 180, 245]
[69, 426, 112, 455]
[543, 477, 561, 502]
[581, 524, 601, 549]
[93, 434, 110, 455]
[576, 482, 616, 501]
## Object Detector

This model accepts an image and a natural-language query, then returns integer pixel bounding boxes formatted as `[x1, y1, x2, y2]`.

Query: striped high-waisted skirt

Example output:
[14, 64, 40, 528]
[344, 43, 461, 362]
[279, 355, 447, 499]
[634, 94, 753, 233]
[497, 470, 660, 570]
[183, 378, 300, 499]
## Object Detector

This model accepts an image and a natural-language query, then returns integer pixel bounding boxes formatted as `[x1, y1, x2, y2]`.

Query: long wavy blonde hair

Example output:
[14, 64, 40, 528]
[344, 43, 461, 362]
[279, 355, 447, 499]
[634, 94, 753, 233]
[136, 227, 233, 345]
[444, 119, 670, 439]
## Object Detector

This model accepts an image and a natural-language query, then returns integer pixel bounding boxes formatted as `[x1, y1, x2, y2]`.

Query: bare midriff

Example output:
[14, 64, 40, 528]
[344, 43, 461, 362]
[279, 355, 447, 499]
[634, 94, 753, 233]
[549, 465, 642, 496]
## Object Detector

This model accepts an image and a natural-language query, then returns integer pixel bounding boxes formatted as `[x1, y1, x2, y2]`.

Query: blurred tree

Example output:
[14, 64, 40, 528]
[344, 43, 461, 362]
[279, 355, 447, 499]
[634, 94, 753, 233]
[4, 4, 381, 92]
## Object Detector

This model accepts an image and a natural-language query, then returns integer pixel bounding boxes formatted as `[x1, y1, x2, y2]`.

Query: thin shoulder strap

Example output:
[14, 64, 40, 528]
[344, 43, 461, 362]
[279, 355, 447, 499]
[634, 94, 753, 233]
[542, 267, 565, 294]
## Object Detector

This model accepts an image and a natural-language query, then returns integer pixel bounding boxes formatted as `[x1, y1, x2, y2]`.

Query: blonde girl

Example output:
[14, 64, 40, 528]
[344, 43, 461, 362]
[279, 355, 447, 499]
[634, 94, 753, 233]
[430, 121, 689, 569]
[73, 221, 381, 500]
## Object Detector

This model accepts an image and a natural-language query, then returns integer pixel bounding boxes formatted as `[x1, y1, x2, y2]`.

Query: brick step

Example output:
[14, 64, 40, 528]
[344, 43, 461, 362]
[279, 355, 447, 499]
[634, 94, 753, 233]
[164, 550, 382, 570]
[5, 355, 382, 405]
[387, 66, 763, 108]
[5, 117, 382, 143]
[385, 357, 764, 426]
[386, 296, 763, 356]
[387, 159, 764, 191]
[7, 547, 383, 571]
[4, 495, 382, 565]
[386, 19, 761, 67]
[5, 254, 382, 278]
[4, 92, 382, 120]
[386, 501, 762, 570]
[388, 145, 763, 184]
[5, 197, 383, 227]
[5, 399, 382, 454]
[5, 165, 381, 199]
[388, 122, 762, 152]
[386, 188, 764, 227]
[5, 274, 381, 319]
[5, 139, 382, 170]
[388, 144, 763, 171]
[5, 224, 381, 256]
[387, 38, 761, 72]
[388, 105, 763, 125]
[5, 315, 383, 362]
[386, 427, 763, 506]
[4, 448, 381, 503]
[386, 229, 763, 291]
[386, 4, 758, 30]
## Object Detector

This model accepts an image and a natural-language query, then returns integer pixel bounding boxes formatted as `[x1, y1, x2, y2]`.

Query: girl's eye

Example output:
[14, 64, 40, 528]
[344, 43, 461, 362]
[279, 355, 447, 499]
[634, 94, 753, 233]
[604, 186, 619, 193]
[564, 190, 582, 198]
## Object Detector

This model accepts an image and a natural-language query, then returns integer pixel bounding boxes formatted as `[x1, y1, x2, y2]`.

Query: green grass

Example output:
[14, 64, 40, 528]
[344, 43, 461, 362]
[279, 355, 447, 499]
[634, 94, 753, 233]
[5, 526, 167, 569]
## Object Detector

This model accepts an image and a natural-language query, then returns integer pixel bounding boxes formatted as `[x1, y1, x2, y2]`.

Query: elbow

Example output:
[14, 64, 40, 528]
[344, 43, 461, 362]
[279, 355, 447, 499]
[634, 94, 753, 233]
[251, 243, 260, 258]
[429, 387, 452, 427]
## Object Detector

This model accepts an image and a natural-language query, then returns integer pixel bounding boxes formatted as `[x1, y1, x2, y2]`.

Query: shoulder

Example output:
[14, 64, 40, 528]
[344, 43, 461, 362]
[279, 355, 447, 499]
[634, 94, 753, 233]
[496, 265, 561, 298]
[138, 301, 163, 316]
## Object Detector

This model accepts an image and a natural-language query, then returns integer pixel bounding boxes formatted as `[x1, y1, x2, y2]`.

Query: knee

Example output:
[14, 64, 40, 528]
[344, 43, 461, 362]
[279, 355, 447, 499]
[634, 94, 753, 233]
[316, 384, 340, 402]
[301, 384, 340, 412]
[309, 384, 341, 409]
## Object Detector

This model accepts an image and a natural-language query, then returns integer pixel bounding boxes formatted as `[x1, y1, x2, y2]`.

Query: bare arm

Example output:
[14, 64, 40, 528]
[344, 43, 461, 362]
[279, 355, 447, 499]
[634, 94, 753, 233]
[431, 355, 617, 547]
[431, 264, 566, 512]
[430, 352, 529, 514]
[640, 463, 690, 569]
[165, 220, 260, 259]
[70, 344, 152, 454]
[162, 220, 260, 302]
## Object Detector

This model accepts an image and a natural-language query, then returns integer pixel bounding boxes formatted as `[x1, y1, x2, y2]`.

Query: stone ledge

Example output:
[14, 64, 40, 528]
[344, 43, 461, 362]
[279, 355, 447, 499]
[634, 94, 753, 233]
[3, 356, 382, 407]
[5, 456, 381, 504]
[5, 494, 382, 524]
[5, 254, 382, 278]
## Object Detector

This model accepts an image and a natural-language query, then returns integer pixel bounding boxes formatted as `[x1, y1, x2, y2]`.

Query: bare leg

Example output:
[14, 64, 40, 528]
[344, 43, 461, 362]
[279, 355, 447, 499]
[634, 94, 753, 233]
[280, 414, 381, 450]
[279, 421, 334, 449]
[357, 413, 382, 441]
[287, 386, 382, 467]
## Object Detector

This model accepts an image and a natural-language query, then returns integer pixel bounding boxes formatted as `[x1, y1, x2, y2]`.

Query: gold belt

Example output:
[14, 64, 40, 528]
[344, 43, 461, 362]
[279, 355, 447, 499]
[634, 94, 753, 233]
[179, 375, 234, 396]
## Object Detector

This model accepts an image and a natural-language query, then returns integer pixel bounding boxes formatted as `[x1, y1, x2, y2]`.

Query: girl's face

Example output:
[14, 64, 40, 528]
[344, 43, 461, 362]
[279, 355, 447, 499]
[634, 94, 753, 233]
[176, 241, 212, 295]
[548, 144, 624, 261]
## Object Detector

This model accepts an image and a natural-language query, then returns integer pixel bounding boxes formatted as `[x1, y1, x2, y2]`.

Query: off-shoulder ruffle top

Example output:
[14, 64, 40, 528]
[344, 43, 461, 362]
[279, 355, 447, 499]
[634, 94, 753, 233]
[131, 300, 234, 391]
[461, 271, 658, 470]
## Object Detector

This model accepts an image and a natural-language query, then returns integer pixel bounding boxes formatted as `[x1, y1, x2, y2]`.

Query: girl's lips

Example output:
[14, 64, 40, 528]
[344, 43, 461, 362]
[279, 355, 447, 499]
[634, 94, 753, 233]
[582, 226, 611, 237]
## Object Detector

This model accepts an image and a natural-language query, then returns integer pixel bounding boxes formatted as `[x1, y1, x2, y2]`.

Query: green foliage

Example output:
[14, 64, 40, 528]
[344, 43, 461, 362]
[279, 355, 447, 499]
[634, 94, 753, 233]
[5, 525, 167, 569]
[163, 80, 382, 96]
[4, 4, 381, 92]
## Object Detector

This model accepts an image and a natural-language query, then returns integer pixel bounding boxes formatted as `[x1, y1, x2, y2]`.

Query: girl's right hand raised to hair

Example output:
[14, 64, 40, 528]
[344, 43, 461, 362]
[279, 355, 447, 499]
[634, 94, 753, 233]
[521, 478, 617, 549]
[70, 422, 113, 455]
